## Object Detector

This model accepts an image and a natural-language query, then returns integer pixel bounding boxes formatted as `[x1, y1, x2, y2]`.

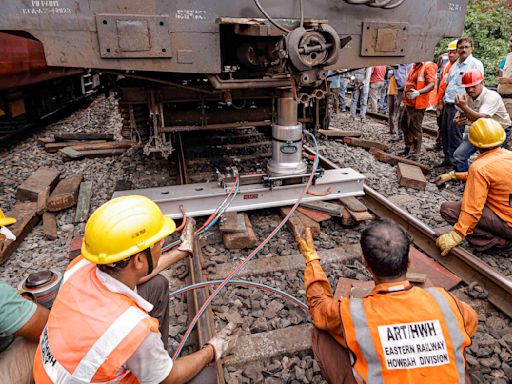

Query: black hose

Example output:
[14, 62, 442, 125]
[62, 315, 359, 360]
[253, 0, 291, 34]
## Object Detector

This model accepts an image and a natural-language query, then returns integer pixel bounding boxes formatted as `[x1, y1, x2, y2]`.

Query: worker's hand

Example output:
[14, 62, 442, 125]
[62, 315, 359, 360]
[207, 322, 238, 361]
[406, 89, 420, 100]
[498, 77, 512, 85]
[455, 94, 468, 110]
[436, 230, 464, 256]
[295, 228, 320, 264]
[177, 217, 196, 254]
[453, 113, 467, 126]
[438, 171, 458, 183]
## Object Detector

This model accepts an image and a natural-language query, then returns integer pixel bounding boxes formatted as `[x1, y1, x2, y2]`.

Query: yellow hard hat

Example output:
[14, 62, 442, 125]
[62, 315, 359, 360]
[468, 118, 506, 149]
[0, 209, 16, 226]
[447, 39, 458, 51]
[81, 195, 176, 264]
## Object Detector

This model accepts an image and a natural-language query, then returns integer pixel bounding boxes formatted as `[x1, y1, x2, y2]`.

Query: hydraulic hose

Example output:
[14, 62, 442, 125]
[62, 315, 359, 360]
[172, 131, 319, 359]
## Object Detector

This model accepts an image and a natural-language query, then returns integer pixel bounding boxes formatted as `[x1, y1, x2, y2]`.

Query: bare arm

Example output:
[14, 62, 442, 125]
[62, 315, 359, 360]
[15, 304, 49, 342]
[418, 81, 435, 94]
[138, 249, 190, 285]
[161, 346, 214, 384]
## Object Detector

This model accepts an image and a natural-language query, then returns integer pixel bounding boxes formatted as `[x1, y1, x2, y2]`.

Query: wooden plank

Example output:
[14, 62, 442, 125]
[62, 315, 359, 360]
[68, 236, 83, 260]
[347, 209, 373, 222]
[222, 214, 258, 249]
[397, 163, 427, 190]
[343, 137, 390, 152]
[62, 148, 127, 161]
[35, 186, 50, 215]
[0, 203, 39, 265]
[74, 181, 92, 223]
[341, 209, 356, 226]
[296, 206, 332, 222]
[319, 129, 362, 139]
[45, 140, 106, 153]
[339, 196, 367, 213]
[16, 167, 60, 205]
[300, 200, 344, 216]
[370, 147, 430, 175]
[54, 133, 115, 141]
[37, 137, 55, 145]
[68, 140, 135, 152]
[42, 212, 57, 240]
[219, 212, 246, 233]
[47, 175, 83, 212]
[280, 207, 320, 237]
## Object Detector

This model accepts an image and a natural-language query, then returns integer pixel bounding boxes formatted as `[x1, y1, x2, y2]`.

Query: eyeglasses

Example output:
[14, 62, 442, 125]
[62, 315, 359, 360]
[457, 45, 472, 49]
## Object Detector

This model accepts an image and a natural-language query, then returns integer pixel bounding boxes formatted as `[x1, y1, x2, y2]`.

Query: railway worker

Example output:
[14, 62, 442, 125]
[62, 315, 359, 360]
[387, 63, 412, 136]
[33, 195, 237, 384]
[433, 40, 459, 151]
[497, 34, 512, 136]
[296, 219, 477, 384]
[349, 67, 372, 122]
[369, 65, 387, 113]
[438, 37, 484, 167]
[328, 70, 346, 114]
[450, 69, 511, 172]
[399, 60, 438, 160]
[437, 118, 512, 254]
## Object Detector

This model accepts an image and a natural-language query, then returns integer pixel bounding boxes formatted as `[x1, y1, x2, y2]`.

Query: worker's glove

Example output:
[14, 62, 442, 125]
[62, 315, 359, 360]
[406, 89, 421, 100]
[436, 230, 464, 256]
[438, 171, 458, 183]
[177, 217, 196, 254]
[0, 226, 16, 241]
[207, 322, 238, 361]
[295, 228, 320, 264]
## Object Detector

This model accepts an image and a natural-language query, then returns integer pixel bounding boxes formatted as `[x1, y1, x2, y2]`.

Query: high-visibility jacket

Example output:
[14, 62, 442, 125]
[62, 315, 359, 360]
[340, 285, 471, 384]
[33, 256, 160, 383]
[404, 62, 438, 109]
[437, 61, 454, 104]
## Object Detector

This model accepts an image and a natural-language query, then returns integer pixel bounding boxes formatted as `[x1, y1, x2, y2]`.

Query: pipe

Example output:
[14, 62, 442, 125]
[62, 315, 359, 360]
[207, 75, 291, 90]
[161, 121, 271, 133]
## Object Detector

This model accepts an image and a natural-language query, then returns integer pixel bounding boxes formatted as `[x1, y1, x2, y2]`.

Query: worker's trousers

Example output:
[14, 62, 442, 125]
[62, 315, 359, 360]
[441, 103, 463, 164]
[387, 91, 403, 134]
[400, 106, 425, 154]
[441, 202, 512, 251]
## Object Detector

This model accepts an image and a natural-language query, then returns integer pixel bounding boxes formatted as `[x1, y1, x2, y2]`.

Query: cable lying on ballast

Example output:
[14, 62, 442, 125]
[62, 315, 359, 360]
[169, 279, 308, 311]
[172, 130, 319, 359]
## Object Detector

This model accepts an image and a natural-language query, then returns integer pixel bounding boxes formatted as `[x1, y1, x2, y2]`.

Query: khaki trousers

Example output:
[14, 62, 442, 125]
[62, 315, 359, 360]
[0, 337, 37, 384]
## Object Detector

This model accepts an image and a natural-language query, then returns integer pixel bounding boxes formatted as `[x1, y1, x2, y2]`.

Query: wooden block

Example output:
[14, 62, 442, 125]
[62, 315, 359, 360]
[341, 209, 355, 226]
[319, 129, 362, 139]
[37, 137, 55, 145]
[280, 207, 320, 237]
[74, 181, 92, 223]
[297, 207, 331, 222]
[68, 236, 83, 260]
[54, 133, 115, 141]
[397, 163, 427, 190]
[67, 140, 134, 152]
[36, 186, 50, 214]
[370, 147, 430, 175]
[406, 272, 427, 284]
[284, 215, 305, 238]
[343, 137, 389, 152]
[42, 212, 57, 240]
[222, 214, 258, 249]
[59, 147, 83, 159]
[16, 167, 60, 202]
[0, 203, 39, 265]
[219, 212, 246, 233]
[47, 175, 83, 212]
[44, 140, 106, 153]
[339, 196, 367, 213]
[347, 209, 373, 222]
[300, 201, 344, 216]
[62, 148, 127, 161]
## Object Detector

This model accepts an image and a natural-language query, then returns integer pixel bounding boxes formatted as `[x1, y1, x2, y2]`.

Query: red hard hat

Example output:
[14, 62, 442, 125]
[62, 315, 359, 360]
[461, 69, 484, 88]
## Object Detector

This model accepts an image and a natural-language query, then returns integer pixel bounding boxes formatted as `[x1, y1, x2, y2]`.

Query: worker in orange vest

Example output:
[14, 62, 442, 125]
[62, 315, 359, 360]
[296, 219, 477, 384]
[33, 195, 237, 384]
[399, 61, 438, 160]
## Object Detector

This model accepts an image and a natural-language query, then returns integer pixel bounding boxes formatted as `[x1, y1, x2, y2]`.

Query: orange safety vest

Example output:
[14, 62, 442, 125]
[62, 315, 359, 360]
[340, 286, 471, 384]
[437, 61, 454, 104]
[404, 62, 438, 109]
[33, 256, 160, 383]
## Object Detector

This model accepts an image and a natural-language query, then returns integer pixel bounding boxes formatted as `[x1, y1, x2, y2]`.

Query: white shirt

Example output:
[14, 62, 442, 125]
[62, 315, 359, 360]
[467, 87, 512, 128]
[96, 269, 173, 384]
[443, 54, 485, 103]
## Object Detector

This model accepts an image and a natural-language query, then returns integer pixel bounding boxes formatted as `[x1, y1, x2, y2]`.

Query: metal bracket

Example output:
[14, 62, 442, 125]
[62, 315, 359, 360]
[360, 21, 408, 57]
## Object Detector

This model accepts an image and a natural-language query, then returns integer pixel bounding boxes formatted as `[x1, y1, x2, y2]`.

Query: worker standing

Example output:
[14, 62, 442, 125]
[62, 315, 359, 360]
[349, 67, 371, 121]
[498, 35, 512, 137]
[438, 38, 484, 166]
[33, 195, 237, 384]
[369, 65, 387, 113]
[388, 63, 412, 137]
[437, 118, 512, 253]
[399, 61, 438, 160]
[296, 219, 476, 384]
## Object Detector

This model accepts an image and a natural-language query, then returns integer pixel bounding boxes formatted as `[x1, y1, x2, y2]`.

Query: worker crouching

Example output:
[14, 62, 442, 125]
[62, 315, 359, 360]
[296, 219, 477, 384]
[33, 195, 237, 384]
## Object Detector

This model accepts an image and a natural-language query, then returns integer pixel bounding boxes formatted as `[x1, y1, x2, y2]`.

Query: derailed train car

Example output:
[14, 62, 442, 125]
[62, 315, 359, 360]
[0, 0, 468, 159]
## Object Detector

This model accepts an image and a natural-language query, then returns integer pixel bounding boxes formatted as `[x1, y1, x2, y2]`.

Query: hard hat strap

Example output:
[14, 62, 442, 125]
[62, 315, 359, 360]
[143, 248, 154, 276]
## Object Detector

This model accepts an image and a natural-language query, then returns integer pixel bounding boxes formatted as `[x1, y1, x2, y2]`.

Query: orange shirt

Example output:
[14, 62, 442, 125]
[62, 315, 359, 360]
[304, 260, 477, 348]
[454, 148, 512, 236]
[404, 62, 437, 108]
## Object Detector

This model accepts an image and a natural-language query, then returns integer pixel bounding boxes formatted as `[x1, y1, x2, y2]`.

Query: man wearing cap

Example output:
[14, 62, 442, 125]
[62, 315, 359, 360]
[438, 37, 484, 167]
[33, 195, 237, 384]
[437, 118, 512, 254]
[498, 35, 512, 133]
[448, 69, 512, 172]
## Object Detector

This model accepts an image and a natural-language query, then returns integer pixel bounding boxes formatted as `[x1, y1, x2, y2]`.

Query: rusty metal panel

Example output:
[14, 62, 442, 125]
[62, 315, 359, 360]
[96, 14, 171, 58]
[360, 22, 408, 57]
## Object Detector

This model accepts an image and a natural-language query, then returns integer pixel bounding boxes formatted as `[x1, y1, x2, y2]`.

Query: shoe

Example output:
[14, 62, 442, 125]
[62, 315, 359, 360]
[407, 153, 420, 161]
[360, 117, 366, 122]
[434, 160, 452, 168]
[398, 148, 410, 157]
[425, 144, 442, 151]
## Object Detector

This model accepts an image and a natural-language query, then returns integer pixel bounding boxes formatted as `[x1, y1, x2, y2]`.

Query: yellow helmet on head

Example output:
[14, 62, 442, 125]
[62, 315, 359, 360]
[0, 209, 16, 226]
[447, 39, 458, 51]
[81, 195, 176, 265]
[468, 118, 506, 149]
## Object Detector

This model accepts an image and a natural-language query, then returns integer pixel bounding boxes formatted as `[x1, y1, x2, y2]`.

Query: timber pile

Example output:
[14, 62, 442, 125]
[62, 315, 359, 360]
[0, 167, 93, 264]
[38, 133, 135, 161]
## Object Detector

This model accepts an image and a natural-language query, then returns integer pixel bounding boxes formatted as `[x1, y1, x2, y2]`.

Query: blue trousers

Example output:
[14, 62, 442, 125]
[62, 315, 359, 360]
[350, 84, 369, 119]
[453, 126, 512, 172]
[338, 78, 346, 111]
[441, 103, 463, 164]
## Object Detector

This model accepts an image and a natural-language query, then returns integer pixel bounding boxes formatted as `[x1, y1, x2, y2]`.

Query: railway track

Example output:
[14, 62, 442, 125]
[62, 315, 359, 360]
[168, 126, 512, 383]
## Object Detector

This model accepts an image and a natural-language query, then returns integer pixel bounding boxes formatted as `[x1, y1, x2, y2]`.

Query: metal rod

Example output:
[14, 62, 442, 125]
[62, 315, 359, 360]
[161, 120, 271, 133]
[207, 75, 291, 90]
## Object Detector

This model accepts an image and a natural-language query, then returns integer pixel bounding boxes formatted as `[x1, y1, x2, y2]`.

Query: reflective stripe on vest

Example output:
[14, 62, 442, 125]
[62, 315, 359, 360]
[62, 258, 91, 285]
[349, 297, 384, 384]
[41, 306, 149, 383]
[425, 288, 466, 384]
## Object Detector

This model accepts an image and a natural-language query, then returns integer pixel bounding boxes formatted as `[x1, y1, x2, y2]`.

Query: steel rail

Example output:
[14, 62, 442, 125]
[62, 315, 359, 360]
[304, 146, 512, 318]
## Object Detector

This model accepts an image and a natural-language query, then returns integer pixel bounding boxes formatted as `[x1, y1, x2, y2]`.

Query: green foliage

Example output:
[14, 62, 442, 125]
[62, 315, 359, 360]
[434, 0, 512, 86]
